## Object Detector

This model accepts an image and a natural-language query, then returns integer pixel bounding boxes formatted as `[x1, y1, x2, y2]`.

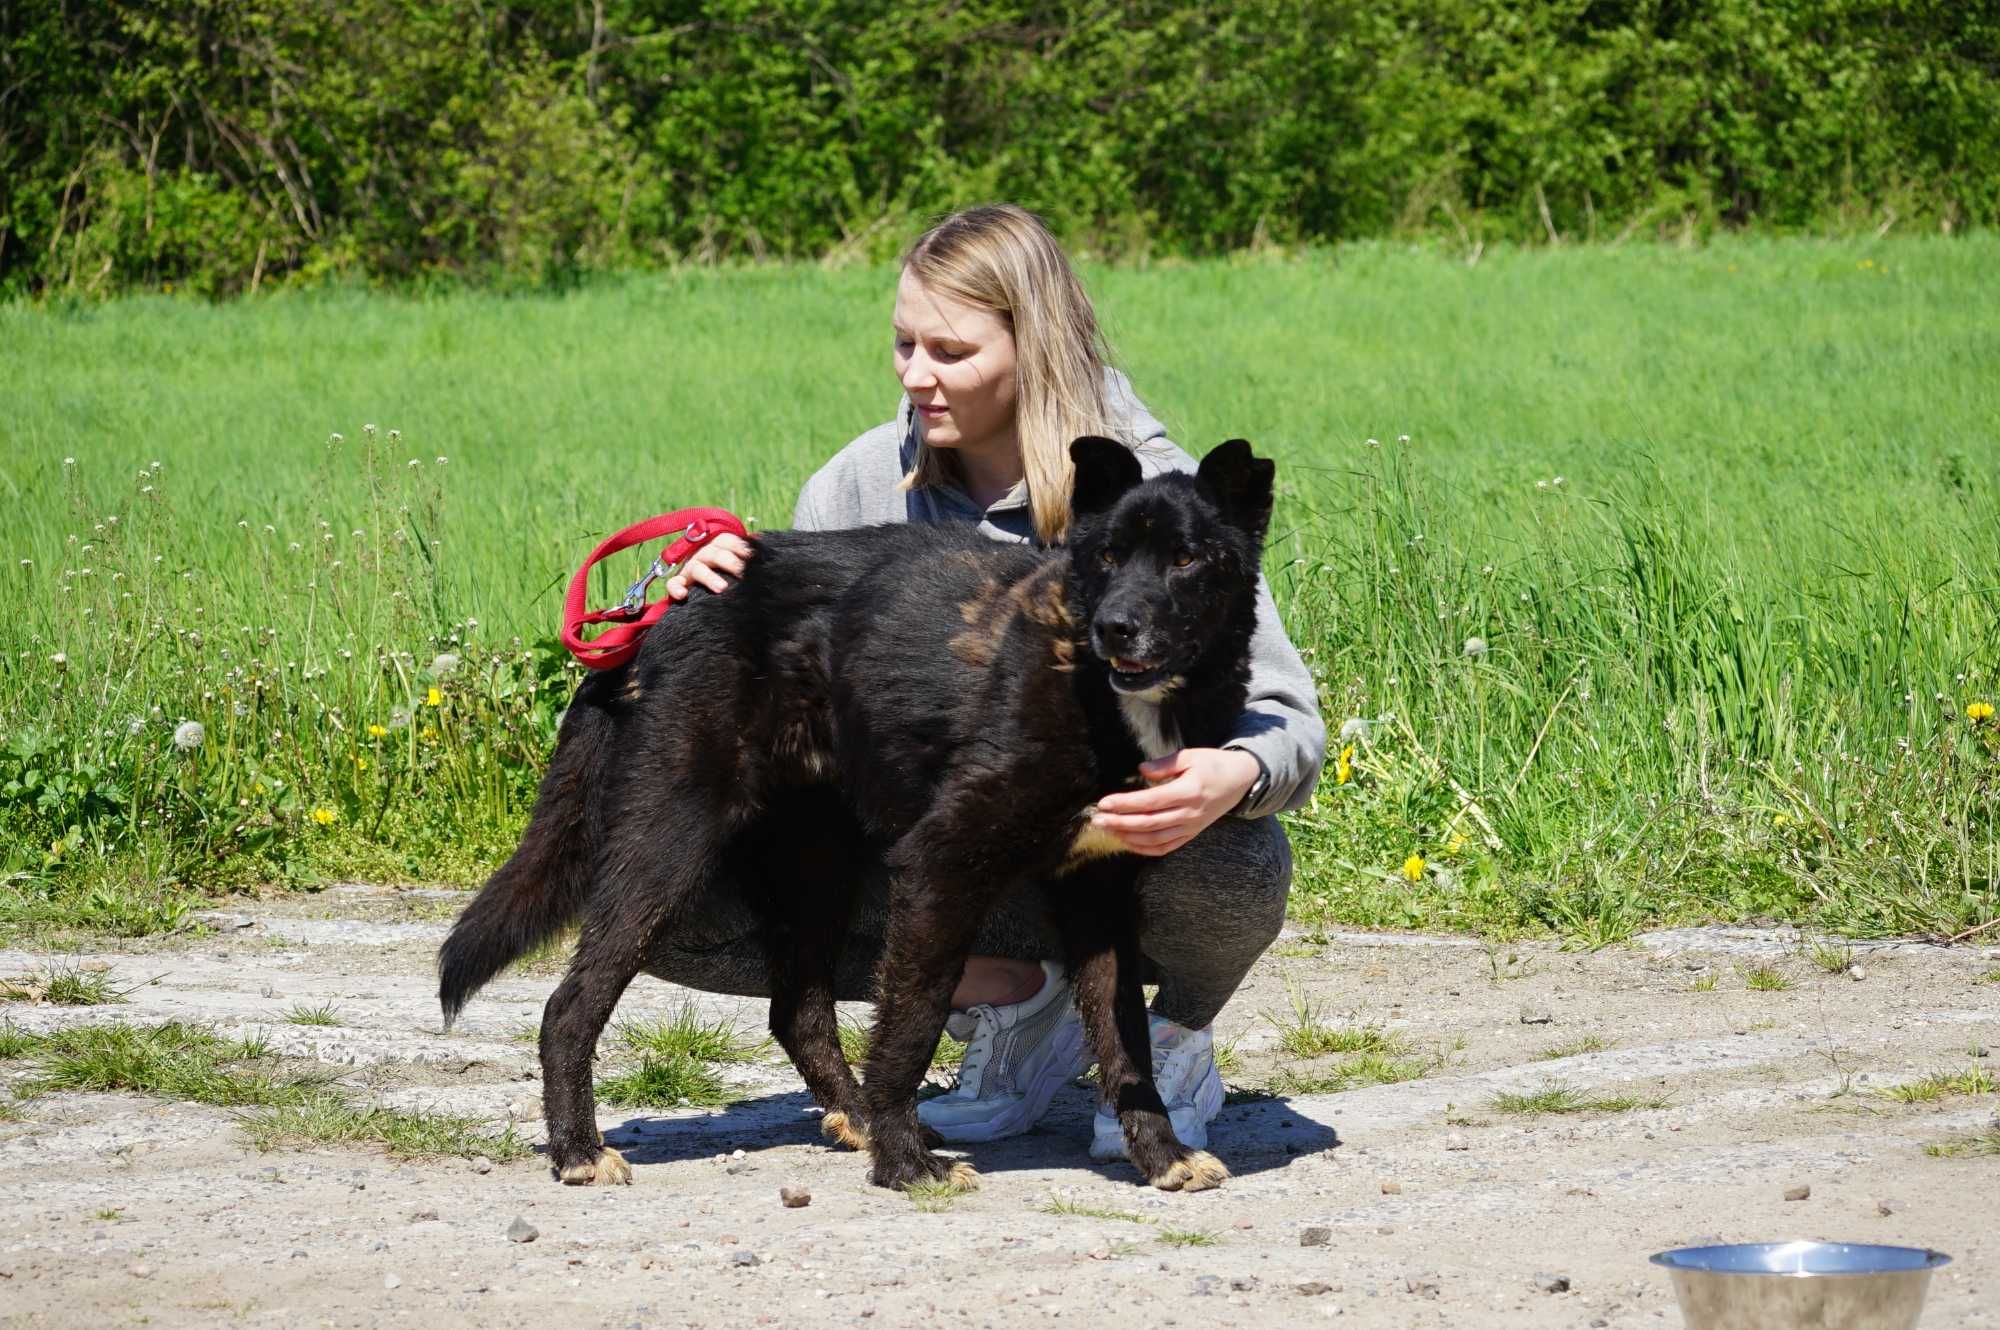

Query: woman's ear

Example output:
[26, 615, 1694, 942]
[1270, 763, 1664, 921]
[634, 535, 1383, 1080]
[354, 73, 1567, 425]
[1069, 436, 1142, 518]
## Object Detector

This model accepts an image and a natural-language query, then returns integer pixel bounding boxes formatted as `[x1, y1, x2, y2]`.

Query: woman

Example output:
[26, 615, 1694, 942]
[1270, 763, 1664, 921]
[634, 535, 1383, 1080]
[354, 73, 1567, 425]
[662, 204, 1324, 1160]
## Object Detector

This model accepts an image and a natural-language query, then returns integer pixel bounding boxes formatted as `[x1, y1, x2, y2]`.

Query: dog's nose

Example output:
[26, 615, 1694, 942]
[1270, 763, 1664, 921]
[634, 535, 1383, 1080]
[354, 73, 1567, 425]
[1096, 613, 1137, 650]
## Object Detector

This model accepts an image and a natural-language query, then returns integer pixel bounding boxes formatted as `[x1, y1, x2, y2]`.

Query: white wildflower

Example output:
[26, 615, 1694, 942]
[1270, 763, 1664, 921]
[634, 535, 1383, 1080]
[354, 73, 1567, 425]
[1463, 637, 1489, 659]
[329, 433, 344, 444]
[50, 651, 68, 670]
[173, 720, 205, 751]
[435, 456, 448, 466]
[430, 652, 461, 678]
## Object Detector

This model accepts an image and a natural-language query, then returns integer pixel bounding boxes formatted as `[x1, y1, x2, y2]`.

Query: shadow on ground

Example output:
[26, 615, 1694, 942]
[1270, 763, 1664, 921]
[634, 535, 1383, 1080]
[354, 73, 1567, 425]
[592, 1083, 1340, 1186]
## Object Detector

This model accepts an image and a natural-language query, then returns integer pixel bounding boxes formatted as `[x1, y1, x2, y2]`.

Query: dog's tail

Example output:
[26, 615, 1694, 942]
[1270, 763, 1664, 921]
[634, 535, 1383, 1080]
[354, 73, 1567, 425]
[437, 700, 609, 1030]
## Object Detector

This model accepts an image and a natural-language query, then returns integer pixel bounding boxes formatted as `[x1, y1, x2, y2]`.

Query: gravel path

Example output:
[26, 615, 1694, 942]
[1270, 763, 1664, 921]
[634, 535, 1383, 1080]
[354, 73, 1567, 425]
[1, 889, 1995, 1330]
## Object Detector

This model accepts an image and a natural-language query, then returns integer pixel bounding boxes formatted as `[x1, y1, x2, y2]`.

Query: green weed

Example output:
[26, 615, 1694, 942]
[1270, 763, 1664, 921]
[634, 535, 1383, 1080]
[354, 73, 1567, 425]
[282, 1002, 341, 1027]
[1, 964, 123, 1006]
[837, 1015, 965, 1071]
[1157, 1229, 1219, 1248]
[616, 1003, 767, 1064]
[1806, 940, 1856, 974]
[1745, 967, 1792, 992]
[1925, 1129, 2000, 1159]
[1040, 1198, 1153, 1224]
[239, 1094, 530, 1161]
[904, 1178, 968, 1212]
[1880, 1066, 1997, 1104]
[1691, 974, 1719, 992]
[27, 1022, 327, 1107]
[1536, 1036, 1610, 1061]
[1491, 1079, 1665, 1115]
[596, 1054, 729, 1110]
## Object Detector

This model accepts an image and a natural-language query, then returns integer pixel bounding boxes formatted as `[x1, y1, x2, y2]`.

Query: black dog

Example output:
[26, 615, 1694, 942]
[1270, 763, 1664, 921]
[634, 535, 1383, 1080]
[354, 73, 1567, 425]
[438, 436, 1274, 1193]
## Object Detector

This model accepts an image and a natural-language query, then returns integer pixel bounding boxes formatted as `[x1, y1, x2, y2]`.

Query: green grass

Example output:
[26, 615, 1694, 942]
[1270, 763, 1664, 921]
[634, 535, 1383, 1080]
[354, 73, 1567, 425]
[1536, 1035, 1610, 1060]
[1267, 982, 1407, 1059]
[616, 1004, 767, 1064]
[1691, 974, 1719, 992]
[282, 1001, 341, 1026]
[238, 1095, 532, 1161]
[1979, 970, 2000, 985]
[1272, 1050, 1432, 1095]
[1925, 1129, 2000, 1159]
[1491, 1079, 1667, 1115]
[1805, 940, 1857, 974]
[1157, 1229, 1220, 1248]
[1879, 1065, 1997, 1104]
[1041, 1198, 1154, 1224]
[0, 1023, 41, 1059]
[7, 1019, 521, 1161]
[2, 964, 124, 1006]
[903, 1178, 968, 1212]
[837, 1015, 967, 1071]
[5, 237, 2000, 938]
[1745, 966, 1793, 992]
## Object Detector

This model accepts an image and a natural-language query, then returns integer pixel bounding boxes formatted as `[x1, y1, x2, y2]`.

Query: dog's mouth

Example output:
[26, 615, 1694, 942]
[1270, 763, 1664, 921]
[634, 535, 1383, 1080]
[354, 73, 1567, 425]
[1106, 654, 1169, 693]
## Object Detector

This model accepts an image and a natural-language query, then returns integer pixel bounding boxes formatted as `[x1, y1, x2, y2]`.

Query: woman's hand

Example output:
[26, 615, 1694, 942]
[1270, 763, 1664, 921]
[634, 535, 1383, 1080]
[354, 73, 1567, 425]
[1090, 747, 1261, 856]
[664, 532, 754, 600]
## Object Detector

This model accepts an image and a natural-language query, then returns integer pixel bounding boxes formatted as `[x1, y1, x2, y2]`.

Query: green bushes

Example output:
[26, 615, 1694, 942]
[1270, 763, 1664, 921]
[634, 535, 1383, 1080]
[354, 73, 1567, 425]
[3, 0, 1995, 297]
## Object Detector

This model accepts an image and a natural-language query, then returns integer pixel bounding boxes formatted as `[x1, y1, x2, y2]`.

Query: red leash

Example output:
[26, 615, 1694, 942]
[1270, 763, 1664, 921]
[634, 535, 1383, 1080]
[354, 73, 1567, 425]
[559, 508, 748, 670]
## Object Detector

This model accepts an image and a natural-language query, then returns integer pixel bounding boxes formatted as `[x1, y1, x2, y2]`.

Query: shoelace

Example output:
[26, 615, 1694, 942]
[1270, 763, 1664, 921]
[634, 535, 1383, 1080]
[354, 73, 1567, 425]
[952, 1004, 999, 1095]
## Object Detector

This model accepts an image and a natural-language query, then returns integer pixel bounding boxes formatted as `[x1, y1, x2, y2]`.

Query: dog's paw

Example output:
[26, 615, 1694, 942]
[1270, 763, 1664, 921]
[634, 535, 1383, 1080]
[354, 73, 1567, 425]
[872, 1151, 979, 1193]
[820, 1110, 870, 1152]
[558, 1146, 633, 1186]
[1148, 1150, 1229, 1193]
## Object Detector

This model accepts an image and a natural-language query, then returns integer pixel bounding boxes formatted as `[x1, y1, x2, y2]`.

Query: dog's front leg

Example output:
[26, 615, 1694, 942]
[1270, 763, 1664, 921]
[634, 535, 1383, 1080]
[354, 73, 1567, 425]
[859, 844, 999, 1192]
[1055, 871, 1228, 1192]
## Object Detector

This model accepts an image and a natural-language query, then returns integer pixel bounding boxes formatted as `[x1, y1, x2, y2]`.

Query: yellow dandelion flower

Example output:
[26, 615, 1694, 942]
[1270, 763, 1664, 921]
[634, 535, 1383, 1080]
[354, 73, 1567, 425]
[353, 756, 368, 771]
[309, 807, 338, 826]
[425, 686, 442, 707]
[1401, 854, 1425, 882]
[421, 726, 437, 742]
[1968, 700, 1995, 722]
[1772, 813, 1790, 827]
[1335, 744, 1354, 785]
[1447, 833, 1468, 854]
[253, 782, 267, 796]
[367, 723, 389, 738]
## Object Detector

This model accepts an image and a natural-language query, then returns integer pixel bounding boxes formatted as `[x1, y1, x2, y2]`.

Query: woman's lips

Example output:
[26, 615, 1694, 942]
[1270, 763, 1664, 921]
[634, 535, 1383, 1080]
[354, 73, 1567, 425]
[917, 402, 948, 418]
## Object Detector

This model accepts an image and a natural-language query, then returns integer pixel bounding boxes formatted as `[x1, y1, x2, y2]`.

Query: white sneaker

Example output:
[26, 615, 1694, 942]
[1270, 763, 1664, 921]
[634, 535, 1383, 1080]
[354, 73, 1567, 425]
[1089, 1015, 1225, 1161]
[916, 960, 1089, 1143]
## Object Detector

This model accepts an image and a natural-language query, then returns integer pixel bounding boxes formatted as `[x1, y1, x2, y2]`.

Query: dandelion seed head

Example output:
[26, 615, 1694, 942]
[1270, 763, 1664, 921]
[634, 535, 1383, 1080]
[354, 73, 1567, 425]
[435, 456, 448, 466]
[329, 433, 344, 444]
[173, 720, 205, 751]
[1337, 717, 1373, 742]
[63, 457, 75, 467]
[49, 652, 67, 669]
[1463, 636, 1489, 659]
[430, 652, 460, 677]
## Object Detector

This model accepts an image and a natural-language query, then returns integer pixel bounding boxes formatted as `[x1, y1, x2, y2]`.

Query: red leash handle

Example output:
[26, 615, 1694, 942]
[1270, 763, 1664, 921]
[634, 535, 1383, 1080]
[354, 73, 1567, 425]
[560, 507, 749, 670]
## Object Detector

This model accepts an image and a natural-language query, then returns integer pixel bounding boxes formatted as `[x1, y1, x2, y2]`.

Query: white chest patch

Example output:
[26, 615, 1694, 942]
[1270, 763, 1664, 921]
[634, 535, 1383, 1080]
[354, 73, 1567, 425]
[1117, 690, 1182, 761]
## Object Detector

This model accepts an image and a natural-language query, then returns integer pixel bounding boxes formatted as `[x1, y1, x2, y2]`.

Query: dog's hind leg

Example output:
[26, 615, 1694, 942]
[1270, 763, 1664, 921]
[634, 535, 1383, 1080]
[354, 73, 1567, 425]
[539, 817, 727, 1186]
[1054, 874, 1228, 1193]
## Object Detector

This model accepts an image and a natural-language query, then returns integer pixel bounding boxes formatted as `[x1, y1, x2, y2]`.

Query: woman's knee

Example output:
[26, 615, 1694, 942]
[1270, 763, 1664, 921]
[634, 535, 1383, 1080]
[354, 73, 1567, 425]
[1138, 814, 1292, 954]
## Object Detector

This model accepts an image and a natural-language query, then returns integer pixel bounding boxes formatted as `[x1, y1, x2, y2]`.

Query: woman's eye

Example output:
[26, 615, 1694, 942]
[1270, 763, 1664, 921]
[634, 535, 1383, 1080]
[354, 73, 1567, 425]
[933, 346, 965, 362]
[893, 338, 914, 354]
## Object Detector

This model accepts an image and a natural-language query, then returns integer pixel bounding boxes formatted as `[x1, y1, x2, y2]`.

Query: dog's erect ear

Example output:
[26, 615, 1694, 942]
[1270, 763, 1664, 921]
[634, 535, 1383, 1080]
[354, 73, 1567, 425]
[1195, 439, 1276, 538]
[1069, 436, 1144, 519]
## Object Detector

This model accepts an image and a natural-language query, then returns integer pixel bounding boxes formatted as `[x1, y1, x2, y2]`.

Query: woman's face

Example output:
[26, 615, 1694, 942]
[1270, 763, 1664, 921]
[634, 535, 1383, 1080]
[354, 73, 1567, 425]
[892, 268, 1019, 459]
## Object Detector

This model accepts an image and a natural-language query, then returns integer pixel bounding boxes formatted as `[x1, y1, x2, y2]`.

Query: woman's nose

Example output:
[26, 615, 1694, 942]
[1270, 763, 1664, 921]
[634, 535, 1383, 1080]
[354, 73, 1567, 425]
[900, 349, 935, 391]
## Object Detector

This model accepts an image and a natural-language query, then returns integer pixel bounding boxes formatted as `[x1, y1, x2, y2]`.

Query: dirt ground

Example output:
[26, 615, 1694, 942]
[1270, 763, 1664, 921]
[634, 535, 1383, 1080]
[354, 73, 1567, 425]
[1, 885, 1995, 1330]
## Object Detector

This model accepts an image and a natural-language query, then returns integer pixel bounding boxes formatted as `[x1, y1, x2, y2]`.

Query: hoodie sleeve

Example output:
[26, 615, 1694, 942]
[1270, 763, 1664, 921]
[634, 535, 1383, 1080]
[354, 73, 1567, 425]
[1108, 368, 1327, 817]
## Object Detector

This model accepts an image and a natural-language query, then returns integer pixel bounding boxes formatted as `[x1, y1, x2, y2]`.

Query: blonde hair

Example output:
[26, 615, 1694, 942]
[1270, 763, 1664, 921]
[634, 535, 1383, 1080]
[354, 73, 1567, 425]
[897, 204, 1122, 545]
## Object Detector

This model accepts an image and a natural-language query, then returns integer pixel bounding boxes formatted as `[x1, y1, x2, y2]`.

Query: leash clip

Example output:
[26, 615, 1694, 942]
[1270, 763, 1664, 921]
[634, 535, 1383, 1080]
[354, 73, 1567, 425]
[613, 519, 715, 617]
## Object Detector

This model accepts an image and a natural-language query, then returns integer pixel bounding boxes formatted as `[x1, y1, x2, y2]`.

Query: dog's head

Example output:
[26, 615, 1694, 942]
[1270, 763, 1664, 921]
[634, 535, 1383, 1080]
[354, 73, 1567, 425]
[1065, 436, 1275, 696]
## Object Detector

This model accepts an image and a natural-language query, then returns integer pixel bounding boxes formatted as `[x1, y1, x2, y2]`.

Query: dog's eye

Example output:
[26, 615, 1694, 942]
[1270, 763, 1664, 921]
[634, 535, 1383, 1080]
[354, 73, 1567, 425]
[1100, 549, 1118, 566]
[1172, 551, 1196, 569]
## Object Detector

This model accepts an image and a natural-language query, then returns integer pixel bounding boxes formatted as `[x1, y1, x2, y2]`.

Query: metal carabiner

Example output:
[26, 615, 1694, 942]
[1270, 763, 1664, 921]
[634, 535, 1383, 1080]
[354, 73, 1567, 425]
[617, 555, 671, 616]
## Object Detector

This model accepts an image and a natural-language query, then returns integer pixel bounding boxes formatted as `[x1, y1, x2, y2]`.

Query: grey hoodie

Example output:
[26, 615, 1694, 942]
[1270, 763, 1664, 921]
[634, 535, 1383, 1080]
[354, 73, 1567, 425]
[791, 370, 1326, 820]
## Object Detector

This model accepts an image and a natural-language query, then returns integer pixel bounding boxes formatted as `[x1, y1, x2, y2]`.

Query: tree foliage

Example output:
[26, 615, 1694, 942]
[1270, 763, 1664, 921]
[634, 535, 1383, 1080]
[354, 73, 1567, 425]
[2, 0, 1994, 296]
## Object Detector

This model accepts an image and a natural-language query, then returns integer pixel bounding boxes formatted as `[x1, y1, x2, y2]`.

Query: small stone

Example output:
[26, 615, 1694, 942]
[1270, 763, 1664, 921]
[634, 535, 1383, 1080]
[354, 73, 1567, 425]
[1877, 1200, 1896, 1217]
[1443, 1133, 1470, 1151]
[1233, 1218, 1254, 1229]
[1300, 1226, 1333, 1248]
[412, 1209, 439, 1222]
[1533, 1273, 1571, 1294]
[291, 1249, 307, 1259]
[1191, 1276, 1220, 1296]
[1848, 965, 1867, 981]
[471, 1155, 493, 1174]
[729, 1250, 761, 1268]
[506, 1217, 539, 1244]
[1380, 1181, 1402, 1195]
[383, 1274, 401, 1290]
[1519, 1007, 1554, 1025]
[1590, 1320, 1609, 1328]
[725, 1162, 753, 1175]
[780, 1186, 811, 1209]
[1377, 1224, 1396, 1235]
[1404, 1277, 1441, 1298]
[1230, 1276, 1259, 1292]
[1784, 1185, 1811, 1202]
[128, 1264, 154, 1279]
[1296, 1281, 1335, 1296]
[729, 1148, 747, 1159]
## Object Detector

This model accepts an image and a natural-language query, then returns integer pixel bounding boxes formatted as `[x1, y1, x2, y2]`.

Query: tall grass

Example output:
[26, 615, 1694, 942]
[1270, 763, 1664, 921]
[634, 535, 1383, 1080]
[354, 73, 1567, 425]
[2, 236, 1995, 939]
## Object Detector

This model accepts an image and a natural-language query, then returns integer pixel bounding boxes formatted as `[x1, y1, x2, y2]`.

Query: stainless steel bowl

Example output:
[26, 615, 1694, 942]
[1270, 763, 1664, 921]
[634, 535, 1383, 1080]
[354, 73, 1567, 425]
[1651, 1241, 1951, 1330]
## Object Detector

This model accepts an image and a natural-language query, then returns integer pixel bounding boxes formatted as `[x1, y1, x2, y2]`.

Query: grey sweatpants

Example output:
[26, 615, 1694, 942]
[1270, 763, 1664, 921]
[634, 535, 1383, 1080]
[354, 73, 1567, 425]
[647, 815, 1292, 1030]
